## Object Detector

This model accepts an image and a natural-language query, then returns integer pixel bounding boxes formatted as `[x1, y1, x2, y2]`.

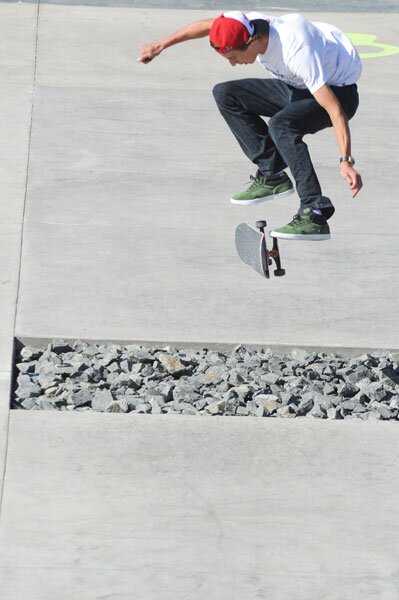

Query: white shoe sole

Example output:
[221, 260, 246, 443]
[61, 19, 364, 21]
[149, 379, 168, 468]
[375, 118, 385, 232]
[230, 188, 295, 206]
[270, 231, 331, 241]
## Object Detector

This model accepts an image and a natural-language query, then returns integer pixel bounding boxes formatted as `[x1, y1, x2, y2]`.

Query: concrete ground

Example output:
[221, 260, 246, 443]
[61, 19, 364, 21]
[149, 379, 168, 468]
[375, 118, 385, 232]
[0, 2, 398, 598]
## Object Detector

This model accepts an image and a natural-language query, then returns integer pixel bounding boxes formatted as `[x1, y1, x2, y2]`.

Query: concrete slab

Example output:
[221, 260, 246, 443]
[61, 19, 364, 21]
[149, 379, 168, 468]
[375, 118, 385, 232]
[7, 0, 399, 14]
[0, 2, 38, 370]
[0, 412, 398, 599]
[0, 375, 11, 512]
[14, 6, 399, 349]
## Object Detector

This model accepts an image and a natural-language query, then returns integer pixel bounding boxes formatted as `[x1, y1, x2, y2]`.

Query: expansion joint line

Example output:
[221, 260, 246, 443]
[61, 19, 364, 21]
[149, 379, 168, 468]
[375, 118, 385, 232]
[0, 0, 42, 524]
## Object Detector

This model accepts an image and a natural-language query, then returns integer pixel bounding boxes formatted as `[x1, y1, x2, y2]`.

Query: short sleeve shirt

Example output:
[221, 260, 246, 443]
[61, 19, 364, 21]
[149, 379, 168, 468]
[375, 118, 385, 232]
[244, 12, 362, 94]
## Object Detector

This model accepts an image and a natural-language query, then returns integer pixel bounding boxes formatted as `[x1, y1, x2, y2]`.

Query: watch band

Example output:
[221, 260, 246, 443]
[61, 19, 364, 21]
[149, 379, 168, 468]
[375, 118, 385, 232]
[340, 155, 355, 165]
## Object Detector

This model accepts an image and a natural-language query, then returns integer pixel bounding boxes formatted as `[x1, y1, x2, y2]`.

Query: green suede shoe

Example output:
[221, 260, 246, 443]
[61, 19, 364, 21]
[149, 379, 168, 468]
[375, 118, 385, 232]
[271, 208, 331, 240]
[231, 172, 294, 206]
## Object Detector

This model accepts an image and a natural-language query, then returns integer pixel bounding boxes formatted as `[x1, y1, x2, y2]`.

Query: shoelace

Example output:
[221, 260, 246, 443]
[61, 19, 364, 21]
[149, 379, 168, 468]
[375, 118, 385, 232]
[247, 174, 267, 190]
[288, 214, 304, 225]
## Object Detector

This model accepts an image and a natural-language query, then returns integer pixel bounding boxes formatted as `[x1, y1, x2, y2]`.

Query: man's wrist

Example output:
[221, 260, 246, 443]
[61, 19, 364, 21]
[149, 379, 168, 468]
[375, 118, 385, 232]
[339, 155, 355, 166]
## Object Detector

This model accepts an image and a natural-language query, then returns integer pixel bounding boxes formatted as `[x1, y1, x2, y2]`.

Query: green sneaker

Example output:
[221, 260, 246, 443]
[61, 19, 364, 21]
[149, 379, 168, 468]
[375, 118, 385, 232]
[271, 208, 331, 241]
[231, 172, 294, 206]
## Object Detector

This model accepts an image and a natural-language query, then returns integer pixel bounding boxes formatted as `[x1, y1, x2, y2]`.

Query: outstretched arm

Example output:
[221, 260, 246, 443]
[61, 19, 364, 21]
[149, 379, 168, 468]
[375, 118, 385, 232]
[313, 84, 363, 198]
[137, 18, 215, 63]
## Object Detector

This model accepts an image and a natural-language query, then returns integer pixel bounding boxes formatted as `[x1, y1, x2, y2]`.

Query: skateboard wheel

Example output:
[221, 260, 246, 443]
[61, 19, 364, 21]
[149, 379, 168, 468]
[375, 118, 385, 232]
[255, 220, 267, 229]
[268, 258, 273, 266]
[274, 269, 285, 277]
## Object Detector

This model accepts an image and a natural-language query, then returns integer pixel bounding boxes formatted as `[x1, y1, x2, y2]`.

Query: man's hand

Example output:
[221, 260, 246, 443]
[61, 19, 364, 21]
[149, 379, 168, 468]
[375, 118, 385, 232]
[137, 42, 163, 64]
[340, 161, 363, 197]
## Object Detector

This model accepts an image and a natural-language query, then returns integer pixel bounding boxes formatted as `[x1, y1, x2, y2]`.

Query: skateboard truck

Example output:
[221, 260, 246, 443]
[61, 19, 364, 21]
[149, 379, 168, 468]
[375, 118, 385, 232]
[235, 219, 285, 279]
[255, 220, 285, 278]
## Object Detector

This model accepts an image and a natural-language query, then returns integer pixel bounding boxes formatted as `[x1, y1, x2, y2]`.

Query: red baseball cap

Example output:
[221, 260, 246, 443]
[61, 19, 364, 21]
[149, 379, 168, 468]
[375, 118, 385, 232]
[209, 11, 255, 54]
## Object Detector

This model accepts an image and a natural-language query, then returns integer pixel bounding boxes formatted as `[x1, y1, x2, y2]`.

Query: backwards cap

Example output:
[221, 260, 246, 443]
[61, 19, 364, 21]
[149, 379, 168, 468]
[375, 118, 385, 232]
[209, 11, 255, 54]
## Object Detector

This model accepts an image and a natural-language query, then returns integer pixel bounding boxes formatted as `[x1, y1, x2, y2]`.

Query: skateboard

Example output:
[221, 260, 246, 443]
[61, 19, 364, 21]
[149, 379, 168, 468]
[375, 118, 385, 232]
[235, 220, 285, 279]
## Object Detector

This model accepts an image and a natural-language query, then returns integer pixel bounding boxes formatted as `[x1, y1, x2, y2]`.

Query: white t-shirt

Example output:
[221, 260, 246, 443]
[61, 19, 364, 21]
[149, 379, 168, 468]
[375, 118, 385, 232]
[243, 12, 362, 94]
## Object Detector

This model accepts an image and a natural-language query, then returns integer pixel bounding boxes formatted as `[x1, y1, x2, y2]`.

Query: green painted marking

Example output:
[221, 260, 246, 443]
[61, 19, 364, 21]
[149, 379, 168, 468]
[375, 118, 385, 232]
[347, 32, 399, 59]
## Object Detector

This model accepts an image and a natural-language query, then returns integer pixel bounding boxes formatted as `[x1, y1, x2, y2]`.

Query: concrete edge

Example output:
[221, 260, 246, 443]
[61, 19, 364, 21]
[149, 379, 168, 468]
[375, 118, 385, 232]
[15, 336, 399, 357]
[0, 370, 14, 527]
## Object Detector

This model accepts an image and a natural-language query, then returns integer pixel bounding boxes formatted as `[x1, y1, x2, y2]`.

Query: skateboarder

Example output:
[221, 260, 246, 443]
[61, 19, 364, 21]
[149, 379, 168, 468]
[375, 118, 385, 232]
[138, 11, 363, 240]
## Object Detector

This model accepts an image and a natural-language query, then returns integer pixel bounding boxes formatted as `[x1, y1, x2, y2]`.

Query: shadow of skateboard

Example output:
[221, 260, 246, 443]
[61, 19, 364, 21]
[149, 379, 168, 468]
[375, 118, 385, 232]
[235, 220, 285, 279]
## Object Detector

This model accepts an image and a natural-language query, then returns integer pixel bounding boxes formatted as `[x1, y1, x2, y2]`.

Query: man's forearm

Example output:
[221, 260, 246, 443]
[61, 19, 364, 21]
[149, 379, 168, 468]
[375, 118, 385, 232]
[159, 19, 215, 50]
[138, 18, 214, 63]
[330, 110, 351, 157]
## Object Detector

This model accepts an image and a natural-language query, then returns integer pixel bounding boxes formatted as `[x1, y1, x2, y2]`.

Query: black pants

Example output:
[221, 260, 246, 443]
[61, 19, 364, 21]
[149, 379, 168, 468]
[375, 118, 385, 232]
[212, 78, 359, 216]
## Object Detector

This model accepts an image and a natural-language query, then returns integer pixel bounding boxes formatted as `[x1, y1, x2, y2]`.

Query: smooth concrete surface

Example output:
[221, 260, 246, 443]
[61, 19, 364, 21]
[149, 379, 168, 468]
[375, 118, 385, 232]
[13, 7, 399, 349]
[0, 376, 11, 511]
[7, 0, 399, 13]
[0, 2, 37, 515]
[0, 412, 399, 600]
[0, 2, 37, 371]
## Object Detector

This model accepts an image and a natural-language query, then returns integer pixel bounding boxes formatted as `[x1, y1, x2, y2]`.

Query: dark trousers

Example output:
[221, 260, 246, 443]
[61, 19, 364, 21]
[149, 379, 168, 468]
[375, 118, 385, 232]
[212, 78, 359, 216]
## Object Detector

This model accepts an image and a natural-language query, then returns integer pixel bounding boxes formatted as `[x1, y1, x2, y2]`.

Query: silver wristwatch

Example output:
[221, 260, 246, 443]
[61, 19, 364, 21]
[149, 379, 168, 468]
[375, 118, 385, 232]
[339, 155, 355, 165]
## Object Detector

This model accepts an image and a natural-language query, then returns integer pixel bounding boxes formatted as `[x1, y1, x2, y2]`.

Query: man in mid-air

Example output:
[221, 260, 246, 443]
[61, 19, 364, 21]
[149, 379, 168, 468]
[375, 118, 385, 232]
[138, 11, 363, 240]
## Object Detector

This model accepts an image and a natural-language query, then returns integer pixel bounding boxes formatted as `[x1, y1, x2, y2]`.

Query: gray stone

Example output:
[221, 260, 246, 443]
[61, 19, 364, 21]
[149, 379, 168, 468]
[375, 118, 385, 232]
[36, 373, 59, 389]
[36, 397, 64, 410]
[255, 406, 265, 417]
[16, 361, 38, 374]
[340, 399, 357, 411]
[339, 381, 360, 398]
[229, 371, 245, 386]
[106, 401, 124, 413]
[106, 361, 120, 373]
[255, 396, 280, 416]
[232, 385, 252, 400]
[277, 406, 296, 418]
[206, 400, 225, 415]
[159, 353, 187, 376]
[20, 346, 42, 361]
[388, 352, 399, 364]
[260, 372, 281, 385]
[323, 382, 336, 395]
[279, 391, 298, 406]
[173, 382, 200, 403]
[51, 340, 74, 355]
[53, 365, 78, 377]
[389, 396, 399, 410]
[91, 389, 114, 412]
[117, 398, 130, 413]
[154, 382, 174, 402]
[203, 351, 226, 366]
[327, 407, 339, 419]
[357, 380, 388, 402]
[195, 399, 208, 411]
[245, 401, 259, 416]
[254, 395, 279, 415]
[135, 403, 152, 414]
[20, 398, 37, 410]
[358, 354, 379, 368]
[297, 397, 314, 416]
[148, 399, 161, 414]
[71, 389, 92, 407]
[307, 404, 326, 419]
[15, 377, 41, 399]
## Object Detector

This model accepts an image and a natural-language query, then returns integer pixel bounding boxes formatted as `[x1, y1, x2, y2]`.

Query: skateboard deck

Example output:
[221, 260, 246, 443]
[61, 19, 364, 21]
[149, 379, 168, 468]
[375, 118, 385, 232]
[235, 221, 285, 279]
[235, 222, 269, 278]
